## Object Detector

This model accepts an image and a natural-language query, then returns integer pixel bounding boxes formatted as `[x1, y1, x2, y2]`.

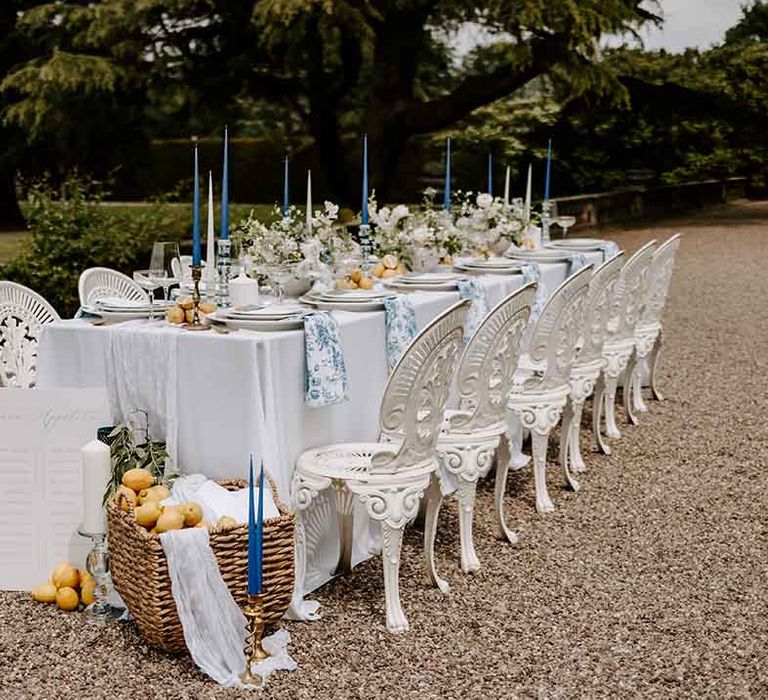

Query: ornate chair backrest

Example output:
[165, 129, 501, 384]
[575, 252, 625, 366]
[78, 267, 146, 307]
[528, 265, 593, 391]
[610, 240, 656, 341]
[171, 255, 204, 281]
[375, 300, 469, 473]
[640, 234, 681, 327]
[0, 281, 60, 388]
[449, 284, 535, 433]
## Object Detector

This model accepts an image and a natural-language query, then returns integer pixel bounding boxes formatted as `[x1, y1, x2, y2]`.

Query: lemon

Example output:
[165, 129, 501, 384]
[137, 484, 170, 505]
[155, 509, 185, 533]
[180, 502, 203, 528]
[31, 582, 57, 603]
[114, 484, 138, 511]
[51, 562, 79, 589]
[358, 277, 374, 290]
[217, 515, 238, 530]
[382, 254, 398, 269]
[80, 579, 96, 606]
[135, 500, 163, 529]
[166, 306, 184, 324]
[381, 268, 398, 278]
[122, 468, 155, 493]
[372, 262, 386, 278]
[56, 586, 80, 611]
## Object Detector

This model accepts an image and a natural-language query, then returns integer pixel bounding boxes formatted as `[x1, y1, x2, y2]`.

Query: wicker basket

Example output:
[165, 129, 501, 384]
[107, 475, 295, 654]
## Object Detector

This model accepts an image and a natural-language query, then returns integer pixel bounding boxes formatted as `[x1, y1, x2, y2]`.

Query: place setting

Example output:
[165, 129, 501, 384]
[381, 271, 461, 292]
[453, 256, 524, 275]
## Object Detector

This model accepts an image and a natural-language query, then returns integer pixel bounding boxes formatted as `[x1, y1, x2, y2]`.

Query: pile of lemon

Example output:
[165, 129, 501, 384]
[165, 296, 217, 325]
[371, 254, 407, 279]
[114, 468, 206, 534]
[31, 562, 95, 611]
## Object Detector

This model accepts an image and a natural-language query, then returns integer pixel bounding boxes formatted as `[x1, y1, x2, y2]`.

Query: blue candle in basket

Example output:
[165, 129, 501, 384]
[361, 134, 369, 226]
[192, 140, 201, 266]
[247, 455, 264, 595]
[283, 154, 289, 218]
[544, 138, 552, 202]
[220, 126, 230, 240]
[443, 137, 452, 211]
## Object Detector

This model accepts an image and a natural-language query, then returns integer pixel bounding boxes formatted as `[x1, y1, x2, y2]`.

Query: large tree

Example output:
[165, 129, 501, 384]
[1, 0, 657, 217]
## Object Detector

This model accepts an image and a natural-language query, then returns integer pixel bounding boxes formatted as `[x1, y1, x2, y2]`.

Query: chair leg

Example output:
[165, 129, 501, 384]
[332, 482, 354, 576]
[423, 475, 449, 593]
[650, 331, 664, 401]
[506, 411, 530, 470]
[622, 351, 639, 426]
[559, 399, 574, 475]
[592, 373, 612, 456]
[494, 434, 519, 544]
[456, 477, 481, 573]
[633, 354, 649, 414]
[381, 521, 408, 633]
[604, 373, 621, 439]
[569, 398, 587, 473]
[532, 430, 555, 513]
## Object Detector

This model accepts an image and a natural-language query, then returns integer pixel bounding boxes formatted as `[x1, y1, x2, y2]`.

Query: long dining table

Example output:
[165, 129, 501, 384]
[36, 249, 607, 598]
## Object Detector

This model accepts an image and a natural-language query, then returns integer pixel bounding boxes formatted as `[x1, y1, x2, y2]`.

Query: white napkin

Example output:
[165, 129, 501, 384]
[163, 473, 280, 523]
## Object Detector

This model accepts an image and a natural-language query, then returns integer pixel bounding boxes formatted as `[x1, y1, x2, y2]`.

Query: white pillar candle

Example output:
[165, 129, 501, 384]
[306, 170, 312, 233]
[524, 164, 532, 223]
[504, 166, 510, 206]
[205, 172, 216, 286]
[81, 439, 112, 534]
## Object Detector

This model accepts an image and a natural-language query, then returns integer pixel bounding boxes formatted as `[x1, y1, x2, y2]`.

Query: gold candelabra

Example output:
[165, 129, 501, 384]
[239, 593, 270, 685]
[186, 264, 209, 331]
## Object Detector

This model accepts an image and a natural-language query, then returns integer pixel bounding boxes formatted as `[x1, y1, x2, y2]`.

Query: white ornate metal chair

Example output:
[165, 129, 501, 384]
[292, 300, 469, 633]
[502, 265, 593, 516]
[381, 285, 535, 575]
[171, 255, 207, 282]
[625, 234, 682, 417]
[594, 240, 656, 442]
[78, 267, 146, 307]
[559, 252, 625, 471]
[0, 281, 60, 388]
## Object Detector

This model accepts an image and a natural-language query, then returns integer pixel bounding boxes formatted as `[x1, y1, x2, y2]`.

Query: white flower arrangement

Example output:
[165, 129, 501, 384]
[368, 192, 412, 260]
[454, 191, 529, 256]
[414, 188, 463, 259]
[235, 202, 354, 270]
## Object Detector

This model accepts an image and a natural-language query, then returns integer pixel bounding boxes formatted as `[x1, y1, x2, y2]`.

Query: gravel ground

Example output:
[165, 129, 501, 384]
[2, 200, 767, 699]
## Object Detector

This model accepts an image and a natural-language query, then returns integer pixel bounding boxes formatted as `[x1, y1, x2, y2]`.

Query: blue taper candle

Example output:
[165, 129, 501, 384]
[256, 461, 264, 593]
[283, 154, 289, 217]
[544, 139, 552, 202]
[192, 140, 201, 266]
[247, 455, 257, 595]
[443, 137, 452, 211]
[487, 152, 493, 196]
[220, 126, 229, 240]
[361, 134, 369, 226]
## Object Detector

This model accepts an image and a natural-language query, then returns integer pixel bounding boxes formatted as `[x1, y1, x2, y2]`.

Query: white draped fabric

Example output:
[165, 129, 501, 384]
[35, 251, 604, 595]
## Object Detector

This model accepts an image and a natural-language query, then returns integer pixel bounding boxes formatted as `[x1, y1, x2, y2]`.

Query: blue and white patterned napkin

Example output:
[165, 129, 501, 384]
[384, 295, 417, 370]
[600, 241, 620, 261]
[569, 253, 589, 275]
[457, 278, 490, 340]
[521, 263, 547, 321]
[303, 311, 348, 407]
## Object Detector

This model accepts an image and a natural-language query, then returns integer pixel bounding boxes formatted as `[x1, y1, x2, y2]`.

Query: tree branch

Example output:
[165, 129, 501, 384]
[401, 34, 570, 135]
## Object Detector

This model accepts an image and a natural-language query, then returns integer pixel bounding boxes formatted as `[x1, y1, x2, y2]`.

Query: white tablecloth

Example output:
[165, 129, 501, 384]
[36, 252, 604, 594]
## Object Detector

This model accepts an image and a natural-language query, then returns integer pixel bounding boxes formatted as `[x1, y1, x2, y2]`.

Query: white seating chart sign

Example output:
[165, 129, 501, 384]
[0, 389, 110, 590]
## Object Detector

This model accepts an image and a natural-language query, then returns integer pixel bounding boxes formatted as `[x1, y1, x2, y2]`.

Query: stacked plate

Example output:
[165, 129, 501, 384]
[453, 257, 523, 275]
[504, 248, 576, 263]
[82, 297, 172, 322]
[208, 303, 307, 331]
[547, 238, 608, 252]
[382, 272, 460, 292]
[301, 288, 391, 312]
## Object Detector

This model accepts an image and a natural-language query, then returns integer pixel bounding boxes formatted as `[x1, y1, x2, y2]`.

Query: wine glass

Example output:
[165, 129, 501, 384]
[556, 216, 576, 238]
[133, 270, 160, 320]
[269, 262, 296, 305]
[150, 242, 181, 301]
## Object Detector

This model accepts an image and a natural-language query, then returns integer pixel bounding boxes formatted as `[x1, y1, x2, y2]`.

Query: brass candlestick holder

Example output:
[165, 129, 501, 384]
[239, 593, 270, 686]
[186, 263, 210, 331]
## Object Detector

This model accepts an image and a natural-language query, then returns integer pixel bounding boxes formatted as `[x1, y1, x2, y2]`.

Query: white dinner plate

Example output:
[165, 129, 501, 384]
[397, 272, 459, 284]
[454, 262, 523, 275]
[81, 305, 154, 322]
[383, 278, 459, 292]
[504, 248, 575, 263]
[224, 303, 305, 320]
[316, 289, 390, 302]
[208, 309, 305, 331]
[300, 294, 387, 312]
[547, 238, 608, 251]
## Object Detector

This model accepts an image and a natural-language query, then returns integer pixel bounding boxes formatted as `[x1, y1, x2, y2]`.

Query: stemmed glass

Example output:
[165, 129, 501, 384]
[556, 216, 576, 238]
[269, 262, 296, 305]
[133, 270, 161, 320]
[150, 242, 181, 301]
